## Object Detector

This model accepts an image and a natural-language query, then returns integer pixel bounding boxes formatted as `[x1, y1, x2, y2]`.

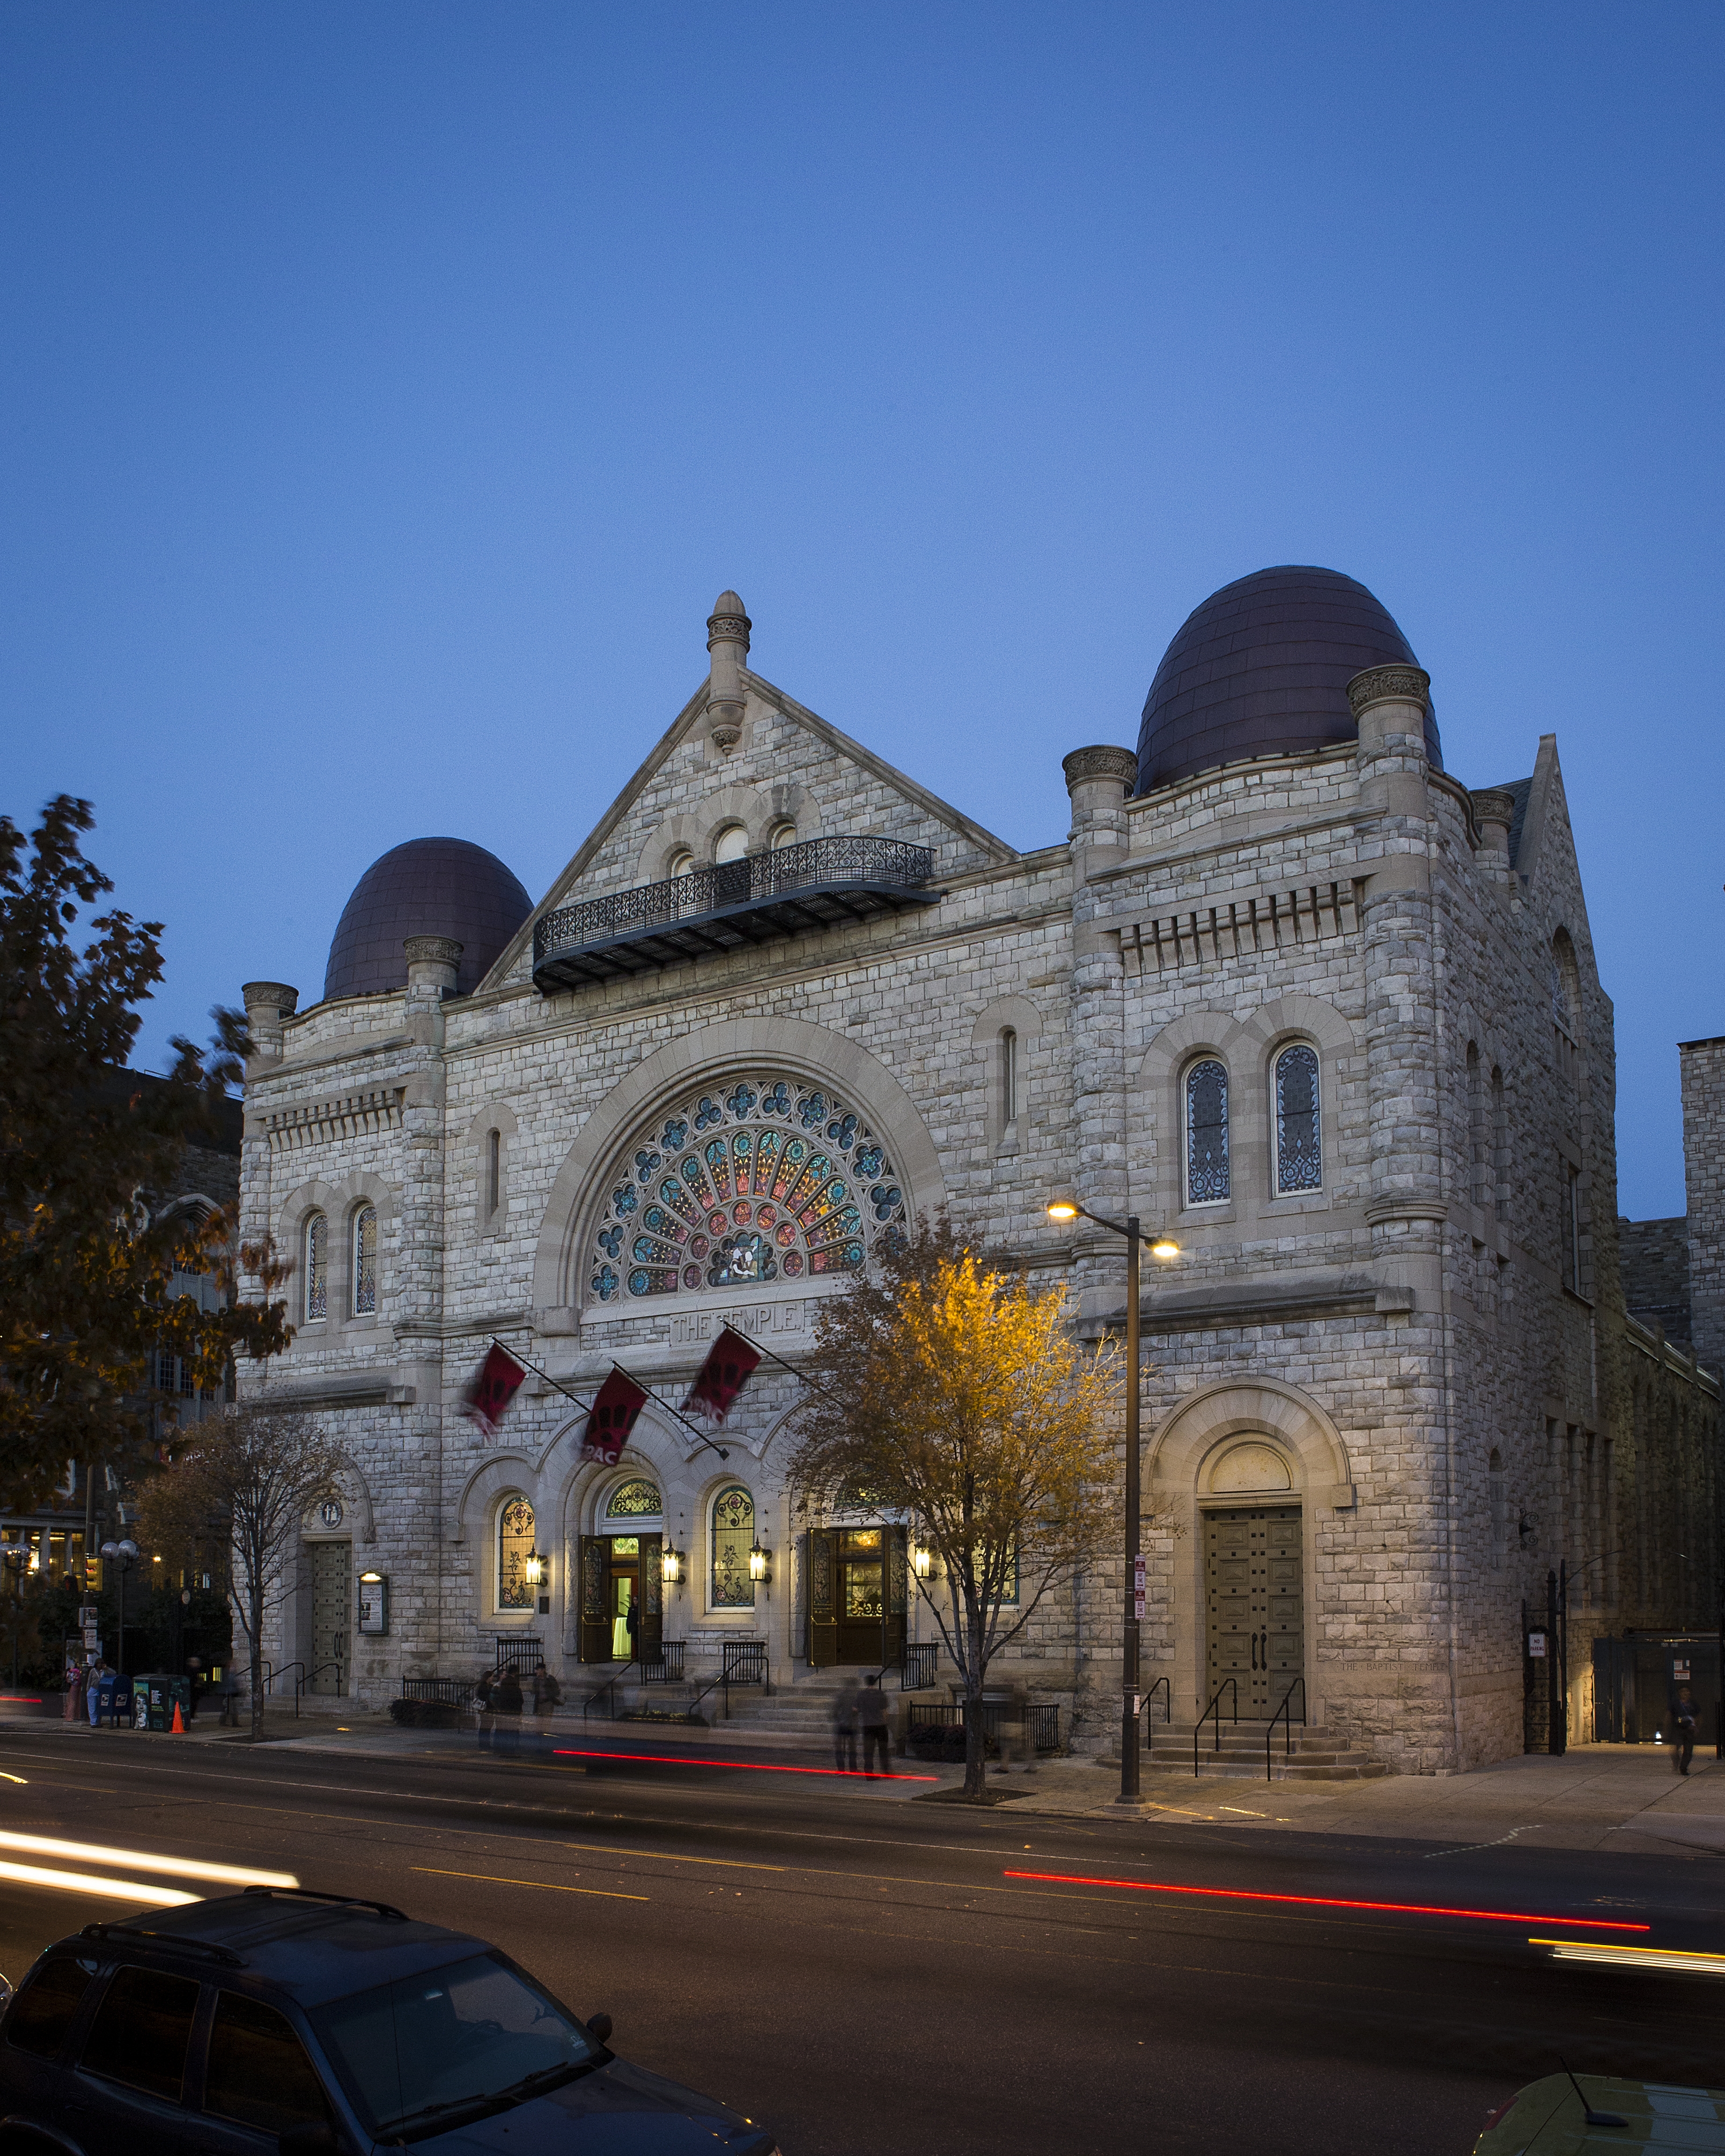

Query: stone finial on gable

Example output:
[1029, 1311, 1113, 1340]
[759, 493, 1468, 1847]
[706, 589, 751, 752]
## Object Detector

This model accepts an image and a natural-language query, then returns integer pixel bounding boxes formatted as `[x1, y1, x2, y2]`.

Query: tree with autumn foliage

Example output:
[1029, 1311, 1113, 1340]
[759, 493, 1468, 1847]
[787, 1222, 1129, 1800]
[0, 796, 293, 1510]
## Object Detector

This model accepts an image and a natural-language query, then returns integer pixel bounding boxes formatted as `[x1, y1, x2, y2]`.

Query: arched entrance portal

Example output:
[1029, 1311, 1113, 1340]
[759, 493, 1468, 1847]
[579, 1476, 664, 1664]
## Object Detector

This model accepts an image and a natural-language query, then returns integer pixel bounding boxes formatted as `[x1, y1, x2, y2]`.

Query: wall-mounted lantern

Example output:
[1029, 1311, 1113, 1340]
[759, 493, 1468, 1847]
[911, 1541, 941, 1581]
[522, 1550, 550, 1614]
[748, 1540, 772, 1586]
[357, 1571, 389, 1636]
[662, 1545, 686, 1588]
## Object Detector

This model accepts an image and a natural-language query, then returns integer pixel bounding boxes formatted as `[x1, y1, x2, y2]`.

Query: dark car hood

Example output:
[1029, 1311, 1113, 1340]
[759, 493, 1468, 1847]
[408, 2057, 772, 2152]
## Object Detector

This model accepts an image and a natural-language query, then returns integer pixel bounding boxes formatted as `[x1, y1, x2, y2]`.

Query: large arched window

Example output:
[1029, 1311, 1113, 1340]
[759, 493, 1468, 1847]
[351, 1206, 378, 1316]
[711, 1485, 755, 1609]
[304, 1213, 328, 1323]
[1273, 1045, 1321, 1193]
[1184, 1059, 1229, 1205]
[587, 1073, 908, 1305]
[497, 1497, 536, 1612]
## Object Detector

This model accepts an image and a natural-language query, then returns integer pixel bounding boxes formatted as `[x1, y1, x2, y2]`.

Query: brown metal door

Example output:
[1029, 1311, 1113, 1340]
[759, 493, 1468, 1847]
[580, 1536, 608, 1662]
[308, 1541, 350, 1697]
[1205, 1506, 1303, 1715]
[807, 1529, 836, 1666]
[640, 1533, 662, 1663]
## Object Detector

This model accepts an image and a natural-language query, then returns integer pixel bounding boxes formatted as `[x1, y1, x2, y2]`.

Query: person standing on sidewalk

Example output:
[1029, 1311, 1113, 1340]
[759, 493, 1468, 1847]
[530, 1662, 561, 1756]
[493, 1666, 524, 1756]
[1672, 1686, 1698, 1776]
[859, 1674, 890, 1778]
[832, 1676, 859, 1772]
[474, 1666, 496, 1749]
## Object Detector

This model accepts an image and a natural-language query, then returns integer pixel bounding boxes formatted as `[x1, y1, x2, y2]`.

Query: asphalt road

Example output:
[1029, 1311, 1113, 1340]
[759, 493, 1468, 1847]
[2, 1727, 1722, 2156]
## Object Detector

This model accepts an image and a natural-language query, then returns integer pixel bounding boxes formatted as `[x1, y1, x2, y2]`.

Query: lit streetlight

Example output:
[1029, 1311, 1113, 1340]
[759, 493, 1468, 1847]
[1046, 1195, 1178, 1805]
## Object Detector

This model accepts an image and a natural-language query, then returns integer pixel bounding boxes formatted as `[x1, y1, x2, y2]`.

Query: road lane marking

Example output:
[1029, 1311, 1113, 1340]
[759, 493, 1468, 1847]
[1530, 1937, 1725, 1976]
[1003, 1871, 1651, 1930]
[0, 1859, 197, 1905]
[0, 1830, 297, 1888]
[411, 1866, 648, 1902]
[552, 1747, 938, 1782]
[563, 1842, 785, 1872]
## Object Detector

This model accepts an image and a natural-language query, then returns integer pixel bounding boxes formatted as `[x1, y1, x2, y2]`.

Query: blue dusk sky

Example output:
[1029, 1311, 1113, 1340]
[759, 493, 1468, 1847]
[1, 4, 1719, 1217]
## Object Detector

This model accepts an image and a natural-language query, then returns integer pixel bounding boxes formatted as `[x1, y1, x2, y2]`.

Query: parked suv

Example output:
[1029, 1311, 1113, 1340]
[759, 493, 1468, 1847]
[0, 1887, 778, 2153]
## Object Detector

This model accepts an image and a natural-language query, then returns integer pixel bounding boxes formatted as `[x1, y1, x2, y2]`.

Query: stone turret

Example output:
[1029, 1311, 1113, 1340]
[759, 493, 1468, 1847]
[705, 590, 751, 752]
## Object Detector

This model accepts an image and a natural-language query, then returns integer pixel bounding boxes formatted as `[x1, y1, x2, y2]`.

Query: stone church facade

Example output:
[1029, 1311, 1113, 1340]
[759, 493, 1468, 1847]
[235, 568, 1717, 1772]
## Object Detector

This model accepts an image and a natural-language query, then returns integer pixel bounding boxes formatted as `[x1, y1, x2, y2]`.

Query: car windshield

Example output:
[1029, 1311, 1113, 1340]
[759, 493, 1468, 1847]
[312, 1953, 596, 2137]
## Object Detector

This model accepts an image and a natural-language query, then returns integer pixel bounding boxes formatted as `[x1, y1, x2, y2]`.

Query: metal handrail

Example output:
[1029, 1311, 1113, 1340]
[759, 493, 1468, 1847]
[296, 1662, 343, 1718]
[1142, 1675, 1171, 1729]
[1265, 1677, 1307, 1782]
[266, 1660, 304, 1700]
[534, 836, 935, 966]
[1193, 1677, 1238, 1777]
[583, 1661, 636, 1722]
[687, 1649, 770, 1724]
[902, 1643, 939, 1691]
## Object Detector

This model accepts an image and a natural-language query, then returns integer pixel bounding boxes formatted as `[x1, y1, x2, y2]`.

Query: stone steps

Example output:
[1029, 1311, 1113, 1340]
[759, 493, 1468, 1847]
[1132, 1720, 1390, 1782]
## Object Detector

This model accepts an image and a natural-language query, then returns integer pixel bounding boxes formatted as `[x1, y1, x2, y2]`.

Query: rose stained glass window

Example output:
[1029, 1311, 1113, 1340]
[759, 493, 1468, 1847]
[1274, 1045, 1321, 1193]
[1184, 1060, 1229, 1205]
[352, 1206, 377, 1316]
[605, 1478, 662, 1520]
[304, 1213, 327, 1323]
[497, 1497, 536, 1612]
[711, 1485, 755, 1609]
[588, 1075, 907, 1304]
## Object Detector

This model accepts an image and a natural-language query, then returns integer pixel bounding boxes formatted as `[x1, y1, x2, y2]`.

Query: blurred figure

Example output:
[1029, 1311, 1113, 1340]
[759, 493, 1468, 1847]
[859, 1674, 890, 1778]
[832, 1676, 859, 1772]
[530, 1661, 561, 1756]
[1672, 1686, 1697, 1776]
[474, 1665, 496, 1749]
[494, 1665, 524, 1756]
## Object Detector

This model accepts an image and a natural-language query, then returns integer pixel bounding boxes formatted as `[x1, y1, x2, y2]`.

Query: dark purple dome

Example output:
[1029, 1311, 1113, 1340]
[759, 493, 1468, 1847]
[323, 838, 533, 1002]
[1136, 566, 1442, 793]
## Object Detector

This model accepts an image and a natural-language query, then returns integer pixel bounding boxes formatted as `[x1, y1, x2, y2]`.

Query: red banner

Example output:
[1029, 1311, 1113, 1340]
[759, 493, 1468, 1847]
[583, 1367, 648, 1465]
[682, 1326, 762, 1427]
[460, 1343, 528, 1438]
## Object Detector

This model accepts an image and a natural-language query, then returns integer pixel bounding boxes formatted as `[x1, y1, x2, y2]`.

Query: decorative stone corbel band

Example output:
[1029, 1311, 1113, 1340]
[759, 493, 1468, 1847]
[1060, 744, 1139, 791]
[1346, 664, 1432, 719]
[1362, 1197, 1449, 1226]
[404, 936, 462, 996]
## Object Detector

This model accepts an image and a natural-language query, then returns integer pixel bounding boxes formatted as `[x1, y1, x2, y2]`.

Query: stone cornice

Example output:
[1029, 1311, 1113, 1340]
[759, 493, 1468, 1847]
[1347, 664, 1431, 718]
[1363, 1196, 1448, 1226]
[1063, 745, 1138, 789]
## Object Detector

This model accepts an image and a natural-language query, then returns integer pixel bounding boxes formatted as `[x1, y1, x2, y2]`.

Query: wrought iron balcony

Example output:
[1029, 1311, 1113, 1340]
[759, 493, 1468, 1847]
[532, 834, 941, 990]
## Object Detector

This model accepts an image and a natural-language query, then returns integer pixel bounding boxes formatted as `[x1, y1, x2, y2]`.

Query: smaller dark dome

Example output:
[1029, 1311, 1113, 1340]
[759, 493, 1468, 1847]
[323, 838, 533, 1003]
[1137, 565, 1442, 793]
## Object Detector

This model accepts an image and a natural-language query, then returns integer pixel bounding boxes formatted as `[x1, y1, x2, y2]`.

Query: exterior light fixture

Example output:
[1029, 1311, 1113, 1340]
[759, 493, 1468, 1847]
[1149, 1235, 1181, 1262]
[748, 1541, 772, 1585]
[912, 1541, 942, 1582]
[1045, 1196, 1080, 1223]
[662, 1546, 685, 1587]
[357, 1571, 389, 1636]
[522, 1551, 545, 1588]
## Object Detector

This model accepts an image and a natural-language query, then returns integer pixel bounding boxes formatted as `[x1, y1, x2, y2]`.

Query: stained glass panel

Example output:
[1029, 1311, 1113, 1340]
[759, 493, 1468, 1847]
[1275, 1044, 1321, 1192]
[711, 1484, 755, 1608]
[304, 1213, 327, 1323]
[589, 1076, 908, 1303]
[497, 1498, 536, 1612]
[352, 1206, 377, 1316]
[1185, 1060, 1229, 1205]
[605, 1478, 662, 1519]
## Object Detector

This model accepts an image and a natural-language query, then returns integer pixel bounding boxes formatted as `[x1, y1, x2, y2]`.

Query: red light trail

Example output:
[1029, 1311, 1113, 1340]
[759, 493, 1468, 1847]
[555, 1748, 938, 1783]
[1001, 1871, 1650, 1931]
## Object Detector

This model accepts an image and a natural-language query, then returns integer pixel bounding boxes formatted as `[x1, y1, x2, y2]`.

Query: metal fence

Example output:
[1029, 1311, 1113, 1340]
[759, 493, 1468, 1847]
[902, 1643, 939, 1690]
[902, 1699, 1061, 1757]
[642, 1640, 685, 1682]
[493, 1636, 545, 1676]
[402, 1677, 475, 1709]
[534, 836, 935, 965]
[723, 1642, 768, 1688]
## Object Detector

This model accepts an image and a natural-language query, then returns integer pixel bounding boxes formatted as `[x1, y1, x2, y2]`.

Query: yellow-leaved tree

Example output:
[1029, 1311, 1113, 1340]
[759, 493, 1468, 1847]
[787, 1223, 1124, 1799]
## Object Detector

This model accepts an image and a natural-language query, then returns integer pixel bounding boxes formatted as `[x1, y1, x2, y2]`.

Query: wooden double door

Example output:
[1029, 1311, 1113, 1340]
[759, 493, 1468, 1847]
[1204, 1506, 1303, 1715]
[306, 1540, 349, 1697]
[579, 1532, 664, 1664]
[807, 1526, 908, 1668]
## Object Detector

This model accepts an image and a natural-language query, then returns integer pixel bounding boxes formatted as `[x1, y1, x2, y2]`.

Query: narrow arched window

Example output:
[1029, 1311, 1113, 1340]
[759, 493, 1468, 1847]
[497, 1497, 535, 1612]
[1491, 1067, 1508, 1222]
[768, 821, 797, 850]
[486, 1130, 501, 1220]
[1000, 1027, 1019, 1128]
[713, 824, 749, 864]
[304, 1213, 328, 1323]
[1273, 1045, 1321, 1193]
[711, 1485, 755, 1609]
[1487, 1448, 1507, 1564]
[667, 848, 695, 880]
[1184, 1059, 1229, 1205]
[352, 1205, 377, 1316]
[1466, 1044, 1488, 1207]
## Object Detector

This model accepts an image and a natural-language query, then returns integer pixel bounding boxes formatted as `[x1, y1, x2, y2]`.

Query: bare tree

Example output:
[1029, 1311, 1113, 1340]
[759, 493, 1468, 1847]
[787, 1224, 1134, 1799]
[134, 1407, 342, 1739]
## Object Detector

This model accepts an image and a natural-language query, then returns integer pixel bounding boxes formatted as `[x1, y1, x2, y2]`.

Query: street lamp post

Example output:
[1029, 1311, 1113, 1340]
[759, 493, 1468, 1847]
[99, 1539, 138, 1679]
[1047, 1196, 1179, 1804]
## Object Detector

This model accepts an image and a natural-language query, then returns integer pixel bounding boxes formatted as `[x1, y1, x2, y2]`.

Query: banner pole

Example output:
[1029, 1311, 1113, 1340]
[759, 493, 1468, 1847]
[611, 1360, 731, 1463]
[489, 1337, 594, 1415]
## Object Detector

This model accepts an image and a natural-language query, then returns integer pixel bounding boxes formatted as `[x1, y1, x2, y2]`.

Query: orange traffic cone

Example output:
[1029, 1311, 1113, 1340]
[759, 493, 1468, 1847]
[171, 1700, 185, 1733]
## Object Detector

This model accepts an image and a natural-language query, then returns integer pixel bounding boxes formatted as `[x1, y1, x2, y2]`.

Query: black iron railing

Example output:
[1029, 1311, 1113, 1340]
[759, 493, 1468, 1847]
[1265, 1676, 1306, 1781]
[1142, 1675, 1171, 1732]
[533, 836, 939, 989]
[641, 1640, 685, 1683]
[1194, 1677, 1238, 1777]
[493, 1636, 545, 1675]
[902, 1643, 939, 1691]
[724, 1642, 768, 1689]
[402, 1677, 475, 1709]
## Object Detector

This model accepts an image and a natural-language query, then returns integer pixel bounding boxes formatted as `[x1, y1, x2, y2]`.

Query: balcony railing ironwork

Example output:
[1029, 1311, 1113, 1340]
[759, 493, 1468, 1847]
[533, 835, 940, 991]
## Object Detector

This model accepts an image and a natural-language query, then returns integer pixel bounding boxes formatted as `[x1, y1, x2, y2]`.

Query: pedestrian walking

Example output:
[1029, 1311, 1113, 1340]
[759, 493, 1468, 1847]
[530, 1662, 562, 1756]
[859, 1674, 890, 1777]
[1672, 1686, 1698, 1776]
[85, 1660, 106, 1730]
[217, 1669, 242, 1726]
[474, 1666, 496, 1749]
[494, 1666, 524, 1756]
[832, 1676, 859, 1772]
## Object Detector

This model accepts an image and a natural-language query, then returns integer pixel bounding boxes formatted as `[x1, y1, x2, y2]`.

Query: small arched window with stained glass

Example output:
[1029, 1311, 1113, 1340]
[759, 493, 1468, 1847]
[497, 1497, 536, 1612]
[1184, 1059, 1229, 1205]
[304, 1212, 328, 1323]
[351, 1205, 378, 1316]
[605, 1478, 662, 1521]
[711, 1485, 755, 1609]
[1274, 1044, 1321, 1193]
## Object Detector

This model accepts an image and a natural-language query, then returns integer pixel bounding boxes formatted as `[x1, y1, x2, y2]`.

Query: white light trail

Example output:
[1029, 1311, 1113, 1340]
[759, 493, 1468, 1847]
[1531, 1937, 1725, 1978]
[0, 1860, 197, 1907]
[0, 1832, 297, 1889]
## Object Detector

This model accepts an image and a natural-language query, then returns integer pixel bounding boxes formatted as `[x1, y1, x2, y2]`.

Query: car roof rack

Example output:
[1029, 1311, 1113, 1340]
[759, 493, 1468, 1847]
[240, 1886, 409, 1921]
[80, 1924, 246, 1967]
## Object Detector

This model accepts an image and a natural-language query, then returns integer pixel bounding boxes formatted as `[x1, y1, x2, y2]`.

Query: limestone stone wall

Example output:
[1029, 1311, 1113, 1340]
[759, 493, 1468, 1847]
[1682, 1037, 1725, 1382]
